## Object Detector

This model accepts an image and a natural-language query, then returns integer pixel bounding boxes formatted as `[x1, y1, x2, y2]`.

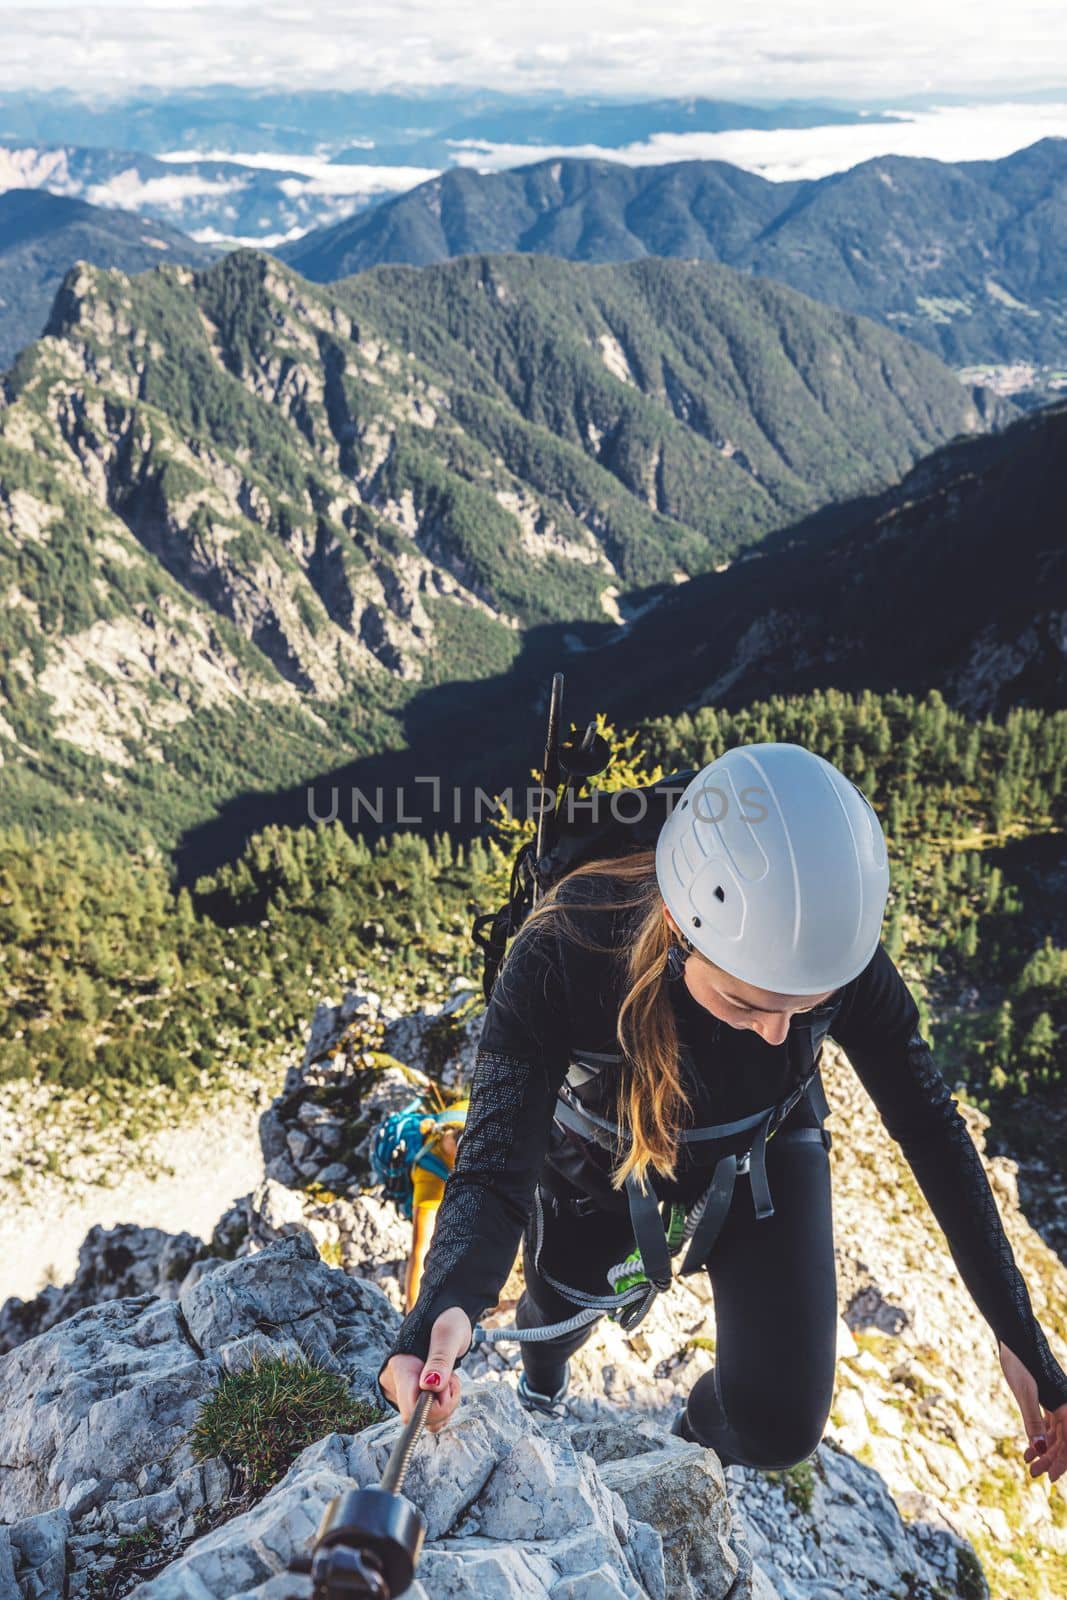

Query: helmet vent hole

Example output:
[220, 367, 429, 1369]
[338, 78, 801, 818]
[692, 915, 702, 928]
[714, 885, 726, 902]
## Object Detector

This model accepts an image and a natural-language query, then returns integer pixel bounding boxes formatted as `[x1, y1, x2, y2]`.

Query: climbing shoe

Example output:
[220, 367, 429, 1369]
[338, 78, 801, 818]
[670, 1408, 702, 1444]
[516, 1362, 571, 1419]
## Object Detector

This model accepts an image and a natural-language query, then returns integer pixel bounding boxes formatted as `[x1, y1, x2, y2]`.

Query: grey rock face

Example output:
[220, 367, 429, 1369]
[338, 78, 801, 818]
[126, 1385, 743, 1600]
[259, 991, 426, 1193]
[179, 1232, 398, 1391]
[0, 1235, 398, 1545]
[258, 986, 482, 1199]
[569, 1419, 749, 1600]
[4, 1509, 71, 1600]
[732, 1439, 971, 1599]
[0, 1294, 213, 1525]
[0, 1222, 207, 1355]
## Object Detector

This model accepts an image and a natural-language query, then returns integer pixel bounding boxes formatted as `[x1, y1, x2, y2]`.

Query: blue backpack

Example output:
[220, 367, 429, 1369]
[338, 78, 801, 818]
[370, 1099, 465, 1220]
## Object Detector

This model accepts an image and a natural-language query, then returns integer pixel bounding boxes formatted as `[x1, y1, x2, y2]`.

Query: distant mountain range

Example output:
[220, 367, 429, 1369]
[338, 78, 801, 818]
[282, 141, 1067, 378]
[0, 249, 991, 854]
[327, 94, 893, 168]
[0, 140, 401, 248]
[0, 89, 897, 257]
[0, 87, 888, 160]
[0, 189, 215, 369]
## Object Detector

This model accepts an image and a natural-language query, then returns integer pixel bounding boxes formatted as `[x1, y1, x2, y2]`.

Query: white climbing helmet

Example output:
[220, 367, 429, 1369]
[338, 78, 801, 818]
[655, 743, 890, 995]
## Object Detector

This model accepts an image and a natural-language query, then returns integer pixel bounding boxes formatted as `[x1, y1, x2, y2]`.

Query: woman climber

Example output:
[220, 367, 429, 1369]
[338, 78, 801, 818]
[378, 743, 1067, 1483]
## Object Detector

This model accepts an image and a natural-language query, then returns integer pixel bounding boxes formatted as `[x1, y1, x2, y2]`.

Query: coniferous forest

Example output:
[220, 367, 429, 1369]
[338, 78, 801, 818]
[3, 686, 1065, 1189]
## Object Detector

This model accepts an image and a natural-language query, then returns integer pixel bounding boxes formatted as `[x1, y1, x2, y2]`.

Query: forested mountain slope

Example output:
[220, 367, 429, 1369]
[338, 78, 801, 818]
[281, 140, 1067, 370]
[0, 248, 990, 850]
[567, 399, 1067, 726]
[0, 188, 215, 368]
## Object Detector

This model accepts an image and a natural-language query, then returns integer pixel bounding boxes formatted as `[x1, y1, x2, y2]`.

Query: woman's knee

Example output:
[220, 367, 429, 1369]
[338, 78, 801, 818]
[732, 1379, 831, 1469]
[686, 1369, 830, 1470]
[737, 1423, 825, 1472]
[693, 1412, 826, 1471]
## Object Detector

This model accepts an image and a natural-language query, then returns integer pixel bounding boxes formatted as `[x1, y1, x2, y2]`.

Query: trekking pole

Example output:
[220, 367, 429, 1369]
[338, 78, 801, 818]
[286, 1390, 433, 1598]
[557, 714, 610, 815]
[532, 672, 565, 906]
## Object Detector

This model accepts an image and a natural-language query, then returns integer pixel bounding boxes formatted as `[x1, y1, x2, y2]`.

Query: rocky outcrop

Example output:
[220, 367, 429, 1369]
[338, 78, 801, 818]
[0, 1238, 767, 1600]
[258, 985, 479, 1194]
[1, 989, 1064, 1598]
[127, 1386, 760, 1600]
[0, 1233, 396, 1526]
[0, 1222, 206, 1355]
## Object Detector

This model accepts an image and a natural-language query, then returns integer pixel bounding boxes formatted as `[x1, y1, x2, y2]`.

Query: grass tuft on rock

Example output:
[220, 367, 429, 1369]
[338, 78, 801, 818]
[763, 1458, 817, 1514]
[189, 1353, 382, 1493]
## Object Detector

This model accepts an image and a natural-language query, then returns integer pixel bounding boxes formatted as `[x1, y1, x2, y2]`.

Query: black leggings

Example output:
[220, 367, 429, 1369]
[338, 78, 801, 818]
[516, 1129, 838, 1470]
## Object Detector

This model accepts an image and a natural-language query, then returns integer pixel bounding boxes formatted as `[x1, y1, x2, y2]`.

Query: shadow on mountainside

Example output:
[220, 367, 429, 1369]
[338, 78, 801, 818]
[176, 402, 1067, 887]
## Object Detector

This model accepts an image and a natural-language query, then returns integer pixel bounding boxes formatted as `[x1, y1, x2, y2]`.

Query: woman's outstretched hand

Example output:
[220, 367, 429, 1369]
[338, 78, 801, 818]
[379, 1307, 472, 1434]
[999, 1341, 1067, 1484]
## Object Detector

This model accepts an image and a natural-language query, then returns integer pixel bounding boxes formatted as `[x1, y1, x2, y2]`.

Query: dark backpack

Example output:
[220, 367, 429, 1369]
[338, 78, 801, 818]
[471, 767, 696, 1003]
[470, 675, 695, 1002]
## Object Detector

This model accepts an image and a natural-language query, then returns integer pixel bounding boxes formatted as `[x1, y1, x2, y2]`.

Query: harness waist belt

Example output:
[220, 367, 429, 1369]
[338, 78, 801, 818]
[552, 1066, 832, 1286]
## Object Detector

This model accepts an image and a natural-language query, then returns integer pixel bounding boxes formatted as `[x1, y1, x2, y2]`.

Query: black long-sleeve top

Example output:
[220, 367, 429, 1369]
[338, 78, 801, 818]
[379, 875, 1067, 1413]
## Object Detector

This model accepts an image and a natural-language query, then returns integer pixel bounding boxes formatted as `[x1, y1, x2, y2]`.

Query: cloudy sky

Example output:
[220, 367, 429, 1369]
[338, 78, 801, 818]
[2, 0, 1065, 99]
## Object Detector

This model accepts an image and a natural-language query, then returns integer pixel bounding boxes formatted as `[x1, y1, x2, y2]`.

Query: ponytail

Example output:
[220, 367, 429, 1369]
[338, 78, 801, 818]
[497, 849, 693, 1190]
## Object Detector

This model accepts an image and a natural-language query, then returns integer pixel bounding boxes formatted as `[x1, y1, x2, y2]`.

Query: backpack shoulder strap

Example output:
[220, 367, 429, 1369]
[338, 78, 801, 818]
[413, 1149, 452, 1184]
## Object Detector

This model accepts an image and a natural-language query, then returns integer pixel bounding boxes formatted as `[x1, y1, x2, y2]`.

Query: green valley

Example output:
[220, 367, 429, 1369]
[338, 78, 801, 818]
[0, 248, 991, 858]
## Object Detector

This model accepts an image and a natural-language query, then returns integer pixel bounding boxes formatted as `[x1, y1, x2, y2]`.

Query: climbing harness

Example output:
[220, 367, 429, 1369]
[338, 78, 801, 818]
[471, 1012, 836, 1351]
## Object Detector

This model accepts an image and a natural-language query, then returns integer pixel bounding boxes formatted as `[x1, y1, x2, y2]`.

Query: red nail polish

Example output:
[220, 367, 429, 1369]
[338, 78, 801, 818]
[422, 1371, 442, 1388]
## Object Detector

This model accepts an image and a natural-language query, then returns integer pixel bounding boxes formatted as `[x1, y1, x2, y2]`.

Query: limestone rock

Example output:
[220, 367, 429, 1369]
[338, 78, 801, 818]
[0, 1236, 398, 1537]
[5, 1508, 71, 1600]
[0, 1222, 206, 1355]
[126, 1385, 746, 1600]
[178, 1232, 398, 1392]
[259, 991, 425, 1193]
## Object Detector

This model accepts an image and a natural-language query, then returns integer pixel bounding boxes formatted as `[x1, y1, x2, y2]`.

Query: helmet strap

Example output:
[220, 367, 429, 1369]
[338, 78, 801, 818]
[665, 933, 692, 982]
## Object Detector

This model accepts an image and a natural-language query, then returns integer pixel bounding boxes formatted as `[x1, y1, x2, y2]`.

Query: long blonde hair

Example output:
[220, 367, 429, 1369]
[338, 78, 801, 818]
[496, 848, 695, 1192]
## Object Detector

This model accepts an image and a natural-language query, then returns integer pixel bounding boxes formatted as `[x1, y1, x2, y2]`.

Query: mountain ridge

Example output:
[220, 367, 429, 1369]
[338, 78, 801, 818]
[280, 139, 1067, 374]
[0, 187, 215, 368]
[572, 398, 1067, 726]
[0, 246, 993, 854]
